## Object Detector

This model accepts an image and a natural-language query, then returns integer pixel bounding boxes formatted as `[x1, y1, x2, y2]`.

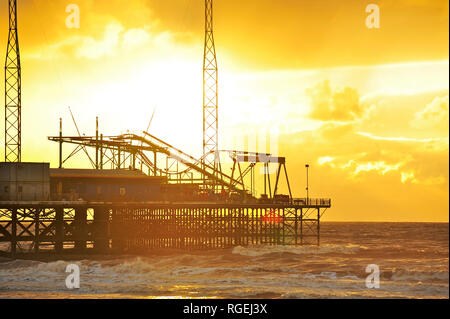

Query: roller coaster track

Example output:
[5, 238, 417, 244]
[48, 132, 246, 193]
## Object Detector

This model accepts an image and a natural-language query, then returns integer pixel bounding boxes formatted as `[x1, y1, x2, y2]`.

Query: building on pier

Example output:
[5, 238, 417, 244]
[49, 168, 166, 202]
[0, 162, 50, 201]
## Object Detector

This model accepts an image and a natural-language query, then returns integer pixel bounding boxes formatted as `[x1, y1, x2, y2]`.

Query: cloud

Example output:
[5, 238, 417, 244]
[317, 123, 355, 140]
[279, 122, 448, 221]
[24, 23, 172, 60]
[3, 0, 447, 71]
[123, 28, 152, 50]
[401, 171, 417, 183]
[356, 132, 443, 143]
[410, 95, 449, 130]
[317, 156, 335, 166]
[312, 129, 448, 186]
[306, 80, 364, 122]
[75, 23, 124, 59]
[317, 155, 404, 178]
[353, 161, 402, 176]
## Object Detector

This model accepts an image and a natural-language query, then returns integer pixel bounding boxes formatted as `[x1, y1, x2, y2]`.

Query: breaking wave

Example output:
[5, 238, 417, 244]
[231, 244, 366, 256]
[391, 269, 449, 282]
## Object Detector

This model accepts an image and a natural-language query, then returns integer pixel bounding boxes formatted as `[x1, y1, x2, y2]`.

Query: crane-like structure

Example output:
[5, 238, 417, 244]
[4, 0, 22, 162]
[202, 0, 218, 186]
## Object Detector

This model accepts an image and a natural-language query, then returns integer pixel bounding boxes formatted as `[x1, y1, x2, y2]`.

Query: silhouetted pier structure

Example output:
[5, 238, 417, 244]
[0, 199, 330, 258]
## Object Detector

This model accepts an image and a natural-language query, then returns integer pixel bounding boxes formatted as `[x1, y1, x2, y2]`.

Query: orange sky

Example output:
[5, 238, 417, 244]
[0, 0, 448, 221]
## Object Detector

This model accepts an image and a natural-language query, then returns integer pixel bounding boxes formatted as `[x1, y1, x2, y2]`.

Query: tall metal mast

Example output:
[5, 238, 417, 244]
[202, 0, 218, 183]
[5, 0, 22, 162]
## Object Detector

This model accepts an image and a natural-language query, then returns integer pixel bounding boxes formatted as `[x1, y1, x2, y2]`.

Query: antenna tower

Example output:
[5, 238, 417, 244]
[202, 0, 218, 184]
[5, 0, 22, 162]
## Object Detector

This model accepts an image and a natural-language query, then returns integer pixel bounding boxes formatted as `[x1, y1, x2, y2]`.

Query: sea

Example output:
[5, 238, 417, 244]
[0, 222, 448, 299]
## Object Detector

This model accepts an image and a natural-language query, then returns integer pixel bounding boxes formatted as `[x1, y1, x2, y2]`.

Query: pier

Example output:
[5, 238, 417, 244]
[0, 199, 330, 258]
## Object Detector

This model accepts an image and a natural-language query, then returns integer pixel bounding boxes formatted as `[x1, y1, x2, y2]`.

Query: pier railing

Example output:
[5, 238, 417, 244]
[292, 198, 331, 206]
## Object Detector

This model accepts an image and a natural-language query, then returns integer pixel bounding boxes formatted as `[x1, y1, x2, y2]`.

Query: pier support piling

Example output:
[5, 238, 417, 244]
[94, 207, 109, 252]
[73, 207, 87, 252]
[10, 209, 17, 257]
[55, 207, 64, 253]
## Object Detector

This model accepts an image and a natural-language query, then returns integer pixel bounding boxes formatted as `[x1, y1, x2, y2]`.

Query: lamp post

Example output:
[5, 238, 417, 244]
[305, 164, 309, 204]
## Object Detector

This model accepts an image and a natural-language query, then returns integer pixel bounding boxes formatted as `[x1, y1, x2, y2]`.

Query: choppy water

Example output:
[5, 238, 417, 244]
[0, 222, 448, 299]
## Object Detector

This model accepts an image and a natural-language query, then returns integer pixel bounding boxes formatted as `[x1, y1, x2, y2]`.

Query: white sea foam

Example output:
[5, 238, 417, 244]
[391, 269, 449, 282]
[231, 244, 366, 256]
